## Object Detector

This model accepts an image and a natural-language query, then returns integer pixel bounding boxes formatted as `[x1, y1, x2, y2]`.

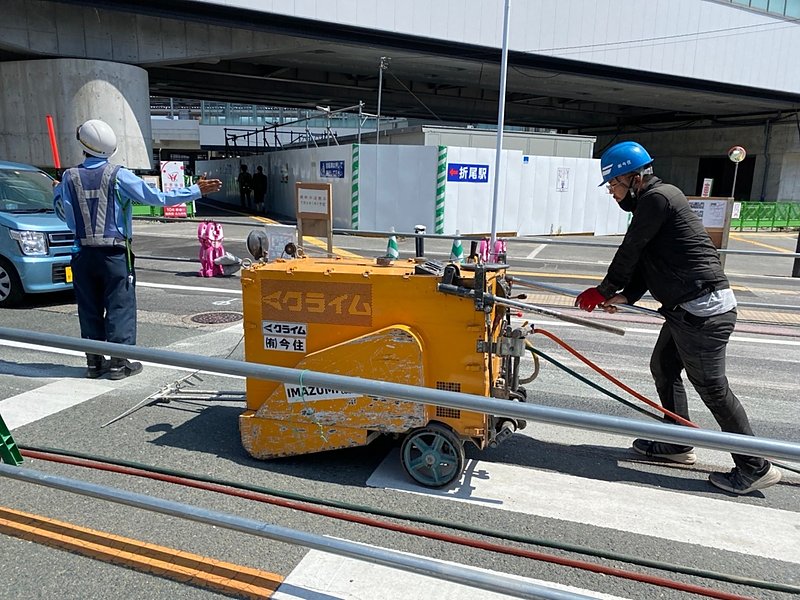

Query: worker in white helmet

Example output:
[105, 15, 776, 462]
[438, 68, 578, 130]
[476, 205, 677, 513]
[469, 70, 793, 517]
[53, 119, 222, 380]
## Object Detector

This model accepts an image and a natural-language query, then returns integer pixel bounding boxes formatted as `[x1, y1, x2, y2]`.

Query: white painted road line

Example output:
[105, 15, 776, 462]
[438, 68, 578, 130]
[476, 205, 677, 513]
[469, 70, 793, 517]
[0, 338, 244, 380]
[367, 450, 800, 565]
[525, 244, 547, 260]
[137, 281, 242, 294]
[274, 549, 630, 600]
[0, 379, 116, 430]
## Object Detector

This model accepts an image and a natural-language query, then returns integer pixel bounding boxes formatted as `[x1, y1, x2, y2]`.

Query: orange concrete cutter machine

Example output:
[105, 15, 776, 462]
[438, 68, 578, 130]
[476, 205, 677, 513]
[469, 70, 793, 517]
[240, 257, 533, 488]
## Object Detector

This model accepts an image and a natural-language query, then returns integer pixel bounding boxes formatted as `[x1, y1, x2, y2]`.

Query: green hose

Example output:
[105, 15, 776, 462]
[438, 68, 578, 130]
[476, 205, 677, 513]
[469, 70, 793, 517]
[531, 344, 800, 477]
[529, 346, 662, 421]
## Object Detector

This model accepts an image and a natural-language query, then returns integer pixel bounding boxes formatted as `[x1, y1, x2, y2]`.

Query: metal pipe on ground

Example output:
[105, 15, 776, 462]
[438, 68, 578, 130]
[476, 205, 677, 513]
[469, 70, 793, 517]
[328, 228, 800, 259]
[0, 464, 595, 600]
[1, 327, 798, 462]
[508, 277, 661, 318]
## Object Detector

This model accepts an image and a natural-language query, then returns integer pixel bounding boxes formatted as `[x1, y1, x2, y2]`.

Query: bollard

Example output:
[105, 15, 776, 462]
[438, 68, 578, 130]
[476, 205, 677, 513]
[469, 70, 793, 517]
[414, 224, 426, 258]
[793, 228, 800, 278]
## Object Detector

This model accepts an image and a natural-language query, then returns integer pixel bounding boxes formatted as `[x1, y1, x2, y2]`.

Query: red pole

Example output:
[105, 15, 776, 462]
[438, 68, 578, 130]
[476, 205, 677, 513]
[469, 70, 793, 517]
[45, 114, 61, 169]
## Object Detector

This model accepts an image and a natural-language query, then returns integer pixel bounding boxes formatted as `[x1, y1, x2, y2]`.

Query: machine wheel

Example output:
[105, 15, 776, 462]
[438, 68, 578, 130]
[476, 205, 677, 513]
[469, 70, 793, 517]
[0, 258, 24, 308]
[401, 423, 465, 488]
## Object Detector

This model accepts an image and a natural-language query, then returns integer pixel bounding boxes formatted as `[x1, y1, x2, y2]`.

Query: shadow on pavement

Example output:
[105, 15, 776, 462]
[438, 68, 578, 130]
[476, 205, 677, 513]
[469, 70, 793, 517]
[145, 404, 396, 486]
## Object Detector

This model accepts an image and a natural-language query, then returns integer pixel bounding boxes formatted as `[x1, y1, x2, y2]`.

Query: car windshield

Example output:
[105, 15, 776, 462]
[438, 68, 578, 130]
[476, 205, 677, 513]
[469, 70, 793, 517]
[0, 167, 56, 213]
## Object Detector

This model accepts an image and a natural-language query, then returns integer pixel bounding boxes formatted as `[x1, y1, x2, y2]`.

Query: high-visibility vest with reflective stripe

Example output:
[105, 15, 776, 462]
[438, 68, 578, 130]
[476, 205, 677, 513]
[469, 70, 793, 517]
[64, 163, 124, 247]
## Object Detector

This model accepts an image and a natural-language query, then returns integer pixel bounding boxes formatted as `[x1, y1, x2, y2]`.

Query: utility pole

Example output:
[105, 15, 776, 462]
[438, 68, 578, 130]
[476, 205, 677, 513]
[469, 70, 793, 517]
[376, 56, 390, 146]
[489, 0, 511, 258]
[376, 56, 390, 208]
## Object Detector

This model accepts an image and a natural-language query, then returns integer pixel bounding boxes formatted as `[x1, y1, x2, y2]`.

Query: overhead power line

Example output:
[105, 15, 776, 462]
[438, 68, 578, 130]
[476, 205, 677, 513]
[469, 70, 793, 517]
[526, 15, 800, 55]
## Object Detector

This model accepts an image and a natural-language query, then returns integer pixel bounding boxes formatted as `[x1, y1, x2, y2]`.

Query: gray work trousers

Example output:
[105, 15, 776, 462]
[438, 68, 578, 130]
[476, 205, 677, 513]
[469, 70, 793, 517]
[651, 307, 767, 476]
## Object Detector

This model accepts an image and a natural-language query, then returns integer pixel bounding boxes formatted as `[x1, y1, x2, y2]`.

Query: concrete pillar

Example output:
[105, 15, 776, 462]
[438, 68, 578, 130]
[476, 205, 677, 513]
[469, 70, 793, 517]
[0, 58, 152, 169]
[778, 154, 800, 201]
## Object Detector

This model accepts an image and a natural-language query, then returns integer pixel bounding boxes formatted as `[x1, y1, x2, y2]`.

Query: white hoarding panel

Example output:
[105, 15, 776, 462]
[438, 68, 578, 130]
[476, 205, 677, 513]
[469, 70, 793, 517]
[357, 144, 438, 232]
[196, 146, 628, 238]
[518, 156, 627, 236]
[443, 147, 522, 235]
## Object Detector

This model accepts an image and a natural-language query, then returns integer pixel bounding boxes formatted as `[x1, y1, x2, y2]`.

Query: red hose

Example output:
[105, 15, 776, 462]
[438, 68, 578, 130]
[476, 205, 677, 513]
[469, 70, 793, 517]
[534, 328, 698, 428]
[21, 449, 754, 600]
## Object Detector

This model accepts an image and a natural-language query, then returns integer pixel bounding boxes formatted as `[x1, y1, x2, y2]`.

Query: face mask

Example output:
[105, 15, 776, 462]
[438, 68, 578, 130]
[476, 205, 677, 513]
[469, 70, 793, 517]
[617, 189, 637, 212]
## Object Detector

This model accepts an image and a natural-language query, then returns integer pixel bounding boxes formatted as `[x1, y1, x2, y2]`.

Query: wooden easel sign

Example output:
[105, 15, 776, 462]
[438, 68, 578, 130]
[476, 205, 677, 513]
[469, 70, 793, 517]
[296, 182, 333, 255]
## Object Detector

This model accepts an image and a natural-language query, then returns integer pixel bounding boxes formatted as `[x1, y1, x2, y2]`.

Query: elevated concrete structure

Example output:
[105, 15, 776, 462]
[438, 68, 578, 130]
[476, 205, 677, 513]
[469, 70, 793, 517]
[0, 59, 152, 169]
[0, 0, 798, 199]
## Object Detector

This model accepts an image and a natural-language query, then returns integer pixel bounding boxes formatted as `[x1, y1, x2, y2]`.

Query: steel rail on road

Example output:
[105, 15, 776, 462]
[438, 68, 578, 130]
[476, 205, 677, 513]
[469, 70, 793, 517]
[331, 228, 800, 259]
[134, 217, 800, 259]
[1, 327, 799, 462]
[0, 464, 594, 600]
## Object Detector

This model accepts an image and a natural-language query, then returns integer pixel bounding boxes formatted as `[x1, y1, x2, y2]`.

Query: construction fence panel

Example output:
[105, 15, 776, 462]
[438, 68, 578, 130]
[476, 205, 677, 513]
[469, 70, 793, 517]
[730, 201, 800, 231]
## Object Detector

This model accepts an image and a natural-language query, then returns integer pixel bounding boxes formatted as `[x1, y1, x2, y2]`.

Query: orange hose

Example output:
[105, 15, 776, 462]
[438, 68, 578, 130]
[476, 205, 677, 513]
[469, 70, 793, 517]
[534, 328, 698, 429]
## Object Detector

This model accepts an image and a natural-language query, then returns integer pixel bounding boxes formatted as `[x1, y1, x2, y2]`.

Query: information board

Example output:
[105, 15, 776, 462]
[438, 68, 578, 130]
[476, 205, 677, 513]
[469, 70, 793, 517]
[295, 182, 333, 254]
[686, 196, 734, 265]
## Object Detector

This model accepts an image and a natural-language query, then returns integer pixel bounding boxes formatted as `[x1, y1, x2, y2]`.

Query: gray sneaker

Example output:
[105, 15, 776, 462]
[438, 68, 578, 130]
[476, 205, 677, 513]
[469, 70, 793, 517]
[709, 465, 782, 495]
[632, 438, 697, 465]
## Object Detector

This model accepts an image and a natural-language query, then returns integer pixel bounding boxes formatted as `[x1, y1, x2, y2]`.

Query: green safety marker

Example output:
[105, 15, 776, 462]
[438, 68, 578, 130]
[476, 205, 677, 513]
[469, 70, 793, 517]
[0, 414, 22, 465]
[449, 230, 464, 263]
[385, 228, 400, 259]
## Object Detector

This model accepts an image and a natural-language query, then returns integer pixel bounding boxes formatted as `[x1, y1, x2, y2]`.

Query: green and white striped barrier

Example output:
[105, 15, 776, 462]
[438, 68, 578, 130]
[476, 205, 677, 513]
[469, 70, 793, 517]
[449, 229, 464, 263]
[435, 145, 447, 234]
[385, 227, 399, 259]
[351, 143, 360, 230]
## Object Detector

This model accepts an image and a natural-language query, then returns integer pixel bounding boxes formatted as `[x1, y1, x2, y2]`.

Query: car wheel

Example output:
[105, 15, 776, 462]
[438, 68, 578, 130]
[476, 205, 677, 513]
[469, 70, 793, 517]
[0, 257, 24, 308]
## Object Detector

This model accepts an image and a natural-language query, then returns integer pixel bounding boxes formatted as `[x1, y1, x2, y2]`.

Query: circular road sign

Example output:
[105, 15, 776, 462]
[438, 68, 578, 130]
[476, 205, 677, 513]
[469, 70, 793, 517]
[728, 146, 747, 163]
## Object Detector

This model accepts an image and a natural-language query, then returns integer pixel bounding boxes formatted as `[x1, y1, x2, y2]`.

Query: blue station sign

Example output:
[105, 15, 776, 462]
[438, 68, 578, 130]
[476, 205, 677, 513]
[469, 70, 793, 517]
[447, 163, 489, 183]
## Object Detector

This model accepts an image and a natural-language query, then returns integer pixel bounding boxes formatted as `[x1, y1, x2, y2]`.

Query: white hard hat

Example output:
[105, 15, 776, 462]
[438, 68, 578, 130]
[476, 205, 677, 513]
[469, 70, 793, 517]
[76, 119, 117, 158]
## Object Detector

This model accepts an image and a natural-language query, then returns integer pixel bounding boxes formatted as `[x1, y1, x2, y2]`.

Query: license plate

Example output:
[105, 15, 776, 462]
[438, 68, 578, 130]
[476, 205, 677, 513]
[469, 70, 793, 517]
[65, 265, 73, 283]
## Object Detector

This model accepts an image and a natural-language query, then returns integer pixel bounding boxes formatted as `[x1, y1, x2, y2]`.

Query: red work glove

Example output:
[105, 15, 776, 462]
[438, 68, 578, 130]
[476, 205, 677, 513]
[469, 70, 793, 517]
[575, 287, 607, 312]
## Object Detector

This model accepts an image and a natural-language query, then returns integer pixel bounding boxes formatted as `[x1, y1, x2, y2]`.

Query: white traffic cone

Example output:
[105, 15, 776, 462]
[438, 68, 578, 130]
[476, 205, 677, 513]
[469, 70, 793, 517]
[449, 230, 464, 263]
[386, 227, 400, 259]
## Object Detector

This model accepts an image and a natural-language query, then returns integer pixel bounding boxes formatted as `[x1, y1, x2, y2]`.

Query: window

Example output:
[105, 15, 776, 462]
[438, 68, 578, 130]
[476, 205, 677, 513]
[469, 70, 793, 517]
[786, 0, 800, 16]
[767, 0, 786, 13]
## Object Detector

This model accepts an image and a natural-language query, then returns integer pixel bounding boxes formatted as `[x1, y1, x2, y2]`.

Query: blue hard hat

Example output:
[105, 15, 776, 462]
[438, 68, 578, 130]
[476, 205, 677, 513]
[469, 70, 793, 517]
[599, 141, 653, 185]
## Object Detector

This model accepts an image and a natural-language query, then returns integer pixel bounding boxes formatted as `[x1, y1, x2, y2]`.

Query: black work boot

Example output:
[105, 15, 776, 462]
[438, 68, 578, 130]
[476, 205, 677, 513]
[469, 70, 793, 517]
[108, 357, 143, 380]
[86, 354, 109, 379]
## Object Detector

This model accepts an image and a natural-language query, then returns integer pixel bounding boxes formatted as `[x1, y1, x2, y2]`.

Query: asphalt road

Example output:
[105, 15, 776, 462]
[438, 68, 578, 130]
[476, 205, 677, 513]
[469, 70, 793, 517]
[1, 208, 799, 600]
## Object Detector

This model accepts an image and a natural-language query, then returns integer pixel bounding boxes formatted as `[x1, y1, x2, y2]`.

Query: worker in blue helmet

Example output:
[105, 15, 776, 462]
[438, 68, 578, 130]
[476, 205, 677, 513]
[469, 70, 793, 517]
[575, 141, 781, 495]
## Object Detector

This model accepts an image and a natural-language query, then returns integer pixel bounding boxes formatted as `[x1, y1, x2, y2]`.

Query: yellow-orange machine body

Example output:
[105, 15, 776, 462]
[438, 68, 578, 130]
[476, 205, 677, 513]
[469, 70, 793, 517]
[240, 256, 528, 487]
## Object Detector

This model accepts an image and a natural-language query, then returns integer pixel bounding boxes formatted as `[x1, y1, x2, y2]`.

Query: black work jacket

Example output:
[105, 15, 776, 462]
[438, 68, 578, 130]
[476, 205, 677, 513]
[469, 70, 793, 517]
[597, 177, 729, 309]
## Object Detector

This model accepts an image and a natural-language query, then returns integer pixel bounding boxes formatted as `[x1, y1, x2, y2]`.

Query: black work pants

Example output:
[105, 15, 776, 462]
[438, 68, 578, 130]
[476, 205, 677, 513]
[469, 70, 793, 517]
[651, 307, 766, 476]
[254, 190, 265, 212]
[71, 246, 137, 347]
[240, 188, 252, 209]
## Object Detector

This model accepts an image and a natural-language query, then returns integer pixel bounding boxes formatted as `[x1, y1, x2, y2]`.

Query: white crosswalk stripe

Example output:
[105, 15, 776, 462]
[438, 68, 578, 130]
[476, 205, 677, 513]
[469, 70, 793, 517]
[0, 379, 116, 429]
[275, 550, 631, 600]
[272, 427, 799, 598]
[367, 450, 798, 564]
